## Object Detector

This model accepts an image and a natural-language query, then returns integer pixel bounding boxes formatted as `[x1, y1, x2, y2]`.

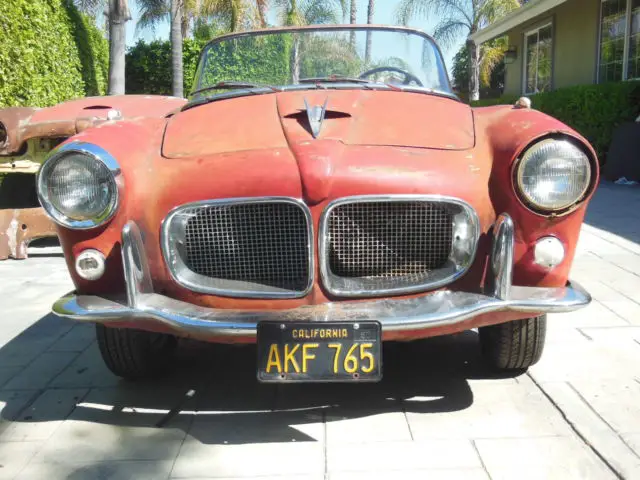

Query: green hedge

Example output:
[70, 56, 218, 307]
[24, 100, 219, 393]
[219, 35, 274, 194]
[126, 39, 204, 96]
[473, 82, 640, 162]
[0, 0, 109, 108]
[126, 36, 291, 96]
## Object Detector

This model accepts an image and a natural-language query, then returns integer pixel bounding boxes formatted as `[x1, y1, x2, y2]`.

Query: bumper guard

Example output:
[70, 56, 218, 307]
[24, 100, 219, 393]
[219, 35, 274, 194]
[52, 214, 591, 338]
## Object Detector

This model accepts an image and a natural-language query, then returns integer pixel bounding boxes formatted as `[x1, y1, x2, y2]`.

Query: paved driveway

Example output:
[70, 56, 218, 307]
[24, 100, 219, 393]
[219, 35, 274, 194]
[1, 183, 640, 479]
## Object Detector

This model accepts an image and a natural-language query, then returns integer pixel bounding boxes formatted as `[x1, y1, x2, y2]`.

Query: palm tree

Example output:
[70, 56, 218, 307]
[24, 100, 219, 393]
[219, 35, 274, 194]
[170, 0, 184, 97]
[272, 0, 346, 82]
[272, 0, 346, 26]
[349, 0, 357, 47]
[396, 0, 521, 101]
[365, 0, 374, 64]
[75, 0, 131, 95]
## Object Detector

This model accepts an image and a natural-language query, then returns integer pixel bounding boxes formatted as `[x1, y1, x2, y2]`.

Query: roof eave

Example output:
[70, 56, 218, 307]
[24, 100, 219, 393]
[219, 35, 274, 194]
[469, 0, 569, 45]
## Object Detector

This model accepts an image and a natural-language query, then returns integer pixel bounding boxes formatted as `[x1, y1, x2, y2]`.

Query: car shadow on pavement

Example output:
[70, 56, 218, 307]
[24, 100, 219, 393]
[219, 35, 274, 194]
[0, 313, 521, 450]
[584, 181, 640, 244]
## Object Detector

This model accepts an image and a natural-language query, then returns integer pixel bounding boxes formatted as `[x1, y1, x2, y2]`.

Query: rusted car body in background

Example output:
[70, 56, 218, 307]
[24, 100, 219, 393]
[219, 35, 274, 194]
[0, 96, 186, 259]
[37, 25, 597, 383]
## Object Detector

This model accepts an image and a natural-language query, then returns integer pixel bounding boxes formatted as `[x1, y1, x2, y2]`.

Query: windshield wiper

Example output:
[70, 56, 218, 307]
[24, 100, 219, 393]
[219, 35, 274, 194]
[299, 76, 372, 84]
[191, 81, 280, 96]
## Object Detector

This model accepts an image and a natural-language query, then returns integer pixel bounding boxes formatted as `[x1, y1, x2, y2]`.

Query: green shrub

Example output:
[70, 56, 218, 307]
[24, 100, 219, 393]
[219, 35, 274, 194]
[0, 0, 109, 108]
[126, 36, 291, 96]
[126, 39, 204, 96]
[472, 82, 640, 162]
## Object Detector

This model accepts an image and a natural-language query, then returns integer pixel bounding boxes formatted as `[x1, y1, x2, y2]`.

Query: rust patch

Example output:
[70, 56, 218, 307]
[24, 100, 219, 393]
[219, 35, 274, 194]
[0, 208, 56, 260]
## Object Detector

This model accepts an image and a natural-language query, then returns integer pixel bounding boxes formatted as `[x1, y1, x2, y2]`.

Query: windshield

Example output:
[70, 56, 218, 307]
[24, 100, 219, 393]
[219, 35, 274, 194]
[192, 26, 453, 98]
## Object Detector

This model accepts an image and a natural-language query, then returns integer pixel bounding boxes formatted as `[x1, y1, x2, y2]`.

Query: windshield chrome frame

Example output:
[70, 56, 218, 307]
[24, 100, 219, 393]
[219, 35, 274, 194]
[191, 24, 455, 97]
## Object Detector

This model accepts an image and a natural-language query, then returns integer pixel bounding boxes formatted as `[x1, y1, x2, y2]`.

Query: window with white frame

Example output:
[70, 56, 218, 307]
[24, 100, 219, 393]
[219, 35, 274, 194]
[599, 0, 640, 82]
[524, 23, 553, 94]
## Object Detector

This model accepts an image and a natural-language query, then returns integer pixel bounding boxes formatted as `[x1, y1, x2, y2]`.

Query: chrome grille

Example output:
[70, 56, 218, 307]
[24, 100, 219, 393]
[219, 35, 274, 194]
[328, 202, 452, 279]
[163, 198, 312, 298]
[320, 196, 479, 297]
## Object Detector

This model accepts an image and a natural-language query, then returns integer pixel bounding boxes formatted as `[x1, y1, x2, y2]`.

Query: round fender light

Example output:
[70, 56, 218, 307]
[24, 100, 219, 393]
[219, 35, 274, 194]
[534, 237, 565, 269]
[75, 249, 106, 281]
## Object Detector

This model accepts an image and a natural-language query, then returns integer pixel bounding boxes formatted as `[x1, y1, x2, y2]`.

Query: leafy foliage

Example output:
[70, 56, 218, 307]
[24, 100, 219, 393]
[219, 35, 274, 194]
[0, 0, 109, 107]
[126, 39, 203, 95]
[472, 81, 640, 163]
[197, 34, 292, 87]
[395, 0, 521, 99]
[452, 41, 505, 93]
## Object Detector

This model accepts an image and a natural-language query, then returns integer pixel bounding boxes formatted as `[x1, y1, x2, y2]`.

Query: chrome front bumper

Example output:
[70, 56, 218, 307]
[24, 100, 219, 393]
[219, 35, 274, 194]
[52, 215, 591, 339]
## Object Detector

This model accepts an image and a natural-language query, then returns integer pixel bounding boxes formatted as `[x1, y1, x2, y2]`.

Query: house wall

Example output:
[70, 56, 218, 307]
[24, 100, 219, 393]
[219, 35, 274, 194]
[503, 0, 601, 96]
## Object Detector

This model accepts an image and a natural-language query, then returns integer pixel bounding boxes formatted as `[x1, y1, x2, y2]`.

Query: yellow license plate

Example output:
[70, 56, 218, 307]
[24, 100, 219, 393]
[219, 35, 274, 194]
[257, 321, 382, 382]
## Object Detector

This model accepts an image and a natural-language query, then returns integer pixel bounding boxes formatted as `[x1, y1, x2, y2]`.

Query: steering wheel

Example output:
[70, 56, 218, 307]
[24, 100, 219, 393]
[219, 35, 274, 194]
[358, 66, 423, 86]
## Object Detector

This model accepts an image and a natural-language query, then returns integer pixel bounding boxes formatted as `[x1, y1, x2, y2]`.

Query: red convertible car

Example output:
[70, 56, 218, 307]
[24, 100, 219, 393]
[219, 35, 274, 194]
[37, 25, 596, 382]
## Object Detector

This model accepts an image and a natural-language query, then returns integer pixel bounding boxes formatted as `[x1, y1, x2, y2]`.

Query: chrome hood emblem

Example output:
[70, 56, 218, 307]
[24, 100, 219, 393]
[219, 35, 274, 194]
[304, 98, 328, 138]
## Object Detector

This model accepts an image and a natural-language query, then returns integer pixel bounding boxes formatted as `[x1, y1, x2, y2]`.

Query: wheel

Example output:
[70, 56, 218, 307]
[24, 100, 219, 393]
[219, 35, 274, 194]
[96, 324, 177, 380]
[479, 315, 547, 371]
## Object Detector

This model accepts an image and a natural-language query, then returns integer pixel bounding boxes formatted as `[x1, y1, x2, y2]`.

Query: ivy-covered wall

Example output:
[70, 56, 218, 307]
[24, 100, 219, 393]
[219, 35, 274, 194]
[0, 0, 109, 108]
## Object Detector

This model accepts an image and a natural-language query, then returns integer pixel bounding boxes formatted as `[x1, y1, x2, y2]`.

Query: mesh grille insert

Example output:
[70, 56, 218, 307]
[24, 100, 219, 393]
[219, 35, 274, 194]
[182, 202, 310, 292]
[326, 201, 453, 280]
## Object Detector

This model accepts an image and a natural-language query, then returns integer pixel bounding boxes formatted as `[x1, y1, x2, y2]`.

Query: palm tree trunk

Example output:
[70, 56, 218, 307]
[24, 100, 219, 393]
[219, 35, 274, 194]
[258, 1, 268, 27]
[467, 39, 480, 102]
[171, 0, 184, 97]
[181, 13, 191, 39]
[349, 0, 357, 48]
[365, 0, 374, 63]
[291, 35, 301, 83]
[107, 0, 130, 95]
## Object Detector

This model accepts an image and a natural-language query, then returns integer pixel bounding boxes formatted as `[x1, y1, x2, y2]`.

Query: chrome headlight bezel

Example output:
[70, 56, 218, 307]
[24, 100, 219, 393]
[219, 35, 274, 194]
[37, 142, 121, 229]
[514, 137, 593, 215]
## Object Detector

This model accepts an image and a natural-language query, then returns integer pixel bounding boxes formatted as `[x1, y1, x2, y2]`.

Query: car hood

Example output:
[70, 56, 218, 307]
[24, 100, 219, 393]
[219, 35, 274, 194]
[162, 90, 474, 158]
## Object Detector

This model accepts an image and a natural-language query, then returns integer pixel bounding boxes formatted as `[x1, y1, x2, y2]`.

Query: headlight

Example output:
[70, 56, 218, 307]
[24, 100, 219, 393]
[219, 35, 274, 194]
[37, 143, 120, 229]
[515, 138, 592, 212]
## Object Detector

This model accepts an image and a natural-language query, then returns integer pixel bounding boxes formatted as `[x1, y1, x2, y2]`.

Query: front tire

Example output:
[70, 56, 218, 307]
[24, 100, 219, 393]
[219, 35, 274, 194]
[479, 315, 547, 371]
[96, 325, 177, 380]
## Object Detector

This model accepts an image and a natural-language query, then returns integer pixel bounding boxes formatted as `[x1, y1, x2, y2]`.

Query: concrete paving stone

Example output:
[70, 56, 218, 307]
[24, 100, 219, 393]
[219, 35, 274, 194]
[0, 388, 88, 442]
[622, 433, 640, 457]
[550, 300, 629, 329]
[326, 408, 412, 444]
[173, 477, 322, 480]
[328, 469, 489, 480]
[596, 252, 640, 278]
[16, 460, 173, 480]
[580, 326, 640, 343]
[544, 325, 591, 344]
[0, 441, 43, 479]
[68, 386, 194, 432]
[0, 367, 22, 390]
[540, 382, 640, 479]
[570, 378, 640, 434]
[582, 223, 640, 256]
[188, 410, 323, 445]
[2, 352, 78, 390]
[578, 281, 640, 324]
[529, 337, 640, 382]
[47, 325, 96, 353]
[0, 390, 40, 437]
[172, 441, 324, 478]
[474, 436, 616, 480]
[405, 377, 570, 440]
[326, 439, 481, 473]
[48, 343, 121, 388]
[33, 419, 187, 463]
[184, 477, 324, 480]
[0, 331, 68, 368]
